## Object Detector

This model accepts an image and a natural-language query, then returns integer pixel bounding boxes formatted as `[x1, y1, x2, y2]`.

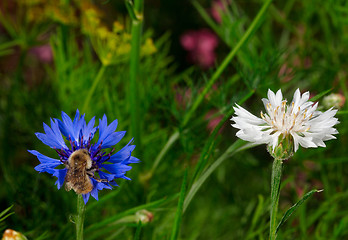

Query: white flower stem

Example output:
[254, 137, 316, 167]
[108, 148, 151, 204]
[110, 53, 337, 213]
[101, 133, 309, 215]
[270, 158, 283, 240]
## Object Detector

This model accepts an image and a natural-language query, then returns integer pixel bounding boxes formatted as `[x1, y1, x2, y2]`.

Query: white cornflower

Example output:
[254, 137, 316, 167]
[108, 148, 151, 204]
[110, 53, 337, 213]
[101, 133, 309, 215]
[231, 89, 339, 153]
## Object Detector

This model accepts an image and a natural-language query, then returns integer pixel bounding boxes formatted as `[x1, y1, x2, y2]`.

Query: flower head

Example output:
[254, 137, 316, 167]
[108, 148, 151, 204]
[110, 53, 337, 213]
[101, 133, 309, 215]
[231, 89, 339, 156]
[29, 110, 139, 204]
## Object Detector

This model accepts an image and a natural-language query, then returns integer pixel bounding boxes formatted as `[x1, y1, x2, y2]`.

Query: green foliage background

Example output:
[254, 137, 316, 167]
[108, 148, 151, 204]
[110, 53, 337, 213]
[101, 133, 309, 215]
[0, 0, 348, 239]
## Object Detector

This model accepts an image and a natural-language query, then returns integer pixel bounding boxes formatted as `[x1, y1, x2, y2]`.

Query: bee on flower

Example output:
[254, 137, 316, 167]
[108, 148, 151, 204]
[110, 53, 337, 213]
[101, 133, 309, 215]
[231, 89, 339, 159]
[28, 110, 139, 204]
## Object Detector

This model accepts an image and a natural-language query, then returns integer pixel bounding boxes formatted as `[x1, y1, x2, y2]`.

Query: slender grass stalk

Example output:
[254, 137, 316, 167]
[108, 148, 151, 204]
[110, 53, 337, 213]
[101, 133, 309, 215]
[183, 140, 250, 213]
[170, 170, 188, 240]
[190, 89, 254, 184]
[151, 0, 272, 177]
[150, 130, 180, 173]
[82, 65, 107, 113]
[76, 194, 86, 240]
[270, 158, 283, 240]
[129, 0, 144, 153]
[181, 0, 273, 128]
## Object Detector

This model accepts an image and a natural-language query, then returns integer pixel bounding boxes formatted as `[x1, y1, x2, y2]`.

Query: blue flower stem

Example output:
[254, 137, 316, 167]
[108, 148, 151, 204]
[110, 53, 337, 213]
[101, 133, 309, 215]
[129, 0, 144, 153]
[270, 158, 283, 240]
[76, 194, 86, 240]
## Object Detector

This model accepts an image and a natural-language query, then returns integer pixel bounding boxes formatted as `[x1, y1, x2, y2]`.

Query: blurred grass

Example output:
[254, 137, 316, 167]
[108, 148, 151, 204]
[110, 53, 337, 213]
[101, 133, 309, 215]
[0, 0, 347, 239]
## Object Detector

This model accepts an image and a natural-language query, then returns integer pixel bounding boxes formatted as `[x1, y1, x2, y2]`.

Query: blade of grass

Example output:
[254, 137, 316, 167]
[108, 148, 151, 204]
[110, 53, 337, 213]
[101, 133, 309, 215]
[0, 205, 14, 222]
[181, 0, 273, 128]
[134, 221, 142, 240]
[150, 130, 180, 174]
[149, 0, 272, 175]
[191, 89, 254, 184]
[85, 194, 178, 234]
[170, 170, 188, 240]
[276, 189, 323, 233]
[192, 0, 221, 39]
[125, 0, 138, 21]
[82, 65, 107, 113]
[183, 139, 252, 213]
[310, 88, 332, 102]
[129, 0, 144, 154]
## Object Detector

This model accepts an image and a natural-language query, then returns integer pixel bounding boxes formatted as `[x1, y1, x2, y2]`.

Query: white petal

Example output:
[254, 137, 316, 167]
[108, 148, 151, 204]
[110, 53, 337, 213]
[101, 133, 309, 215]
[267, 89, 277, 107]
[275, 89, 283, 106]
[292, 89, 301, 109]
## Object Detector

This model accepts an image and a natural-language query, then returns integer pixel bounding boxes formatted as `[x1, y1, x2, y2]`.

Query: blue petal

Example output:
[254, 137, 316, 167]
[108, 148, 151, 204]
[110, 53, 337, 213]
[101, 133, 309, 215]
[101, 131, 125, 148]
[35, 121, 67, 149]
[82, 193, 90, 204]
[97, 115, 119, 146]
[90, 179, 112, 201]
[108, 140, 135, 163]
[123, 156, 140, 165]
[98, 171, 116, 181]
[51, 119, 67, 147]
[90, 179, 101, 200]
[81, 116, 97, 142]
[34, 163, 61, 173]
[29, 150, 63, 173]
[102, 163, 132, 174]
[53, 169, 67, 189]
[58, 111, 75, 139]
[58, 110, 86, 143]
[29, 150, 61, 164]
[97, 115, 108, 144]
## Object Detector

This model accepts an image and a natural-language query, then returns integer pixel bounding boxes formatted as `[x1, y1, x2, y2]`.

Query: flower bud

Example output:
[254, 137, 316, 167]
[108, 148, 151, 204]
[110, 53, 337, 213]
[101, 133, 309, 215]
[322, 93, 345, 110]
[135, 210, 154, 224]
[2, 229, 27, 240]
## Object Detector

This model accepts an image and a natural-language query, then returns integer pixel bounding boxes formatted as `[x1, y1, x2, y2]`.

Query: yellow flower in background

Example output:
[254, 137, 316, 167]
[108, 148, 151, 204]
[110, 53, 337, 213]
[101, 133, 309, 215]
[141, 38, 157, 56]
[21, 0, 78, 25]
[44, 3, 78, 26]
[16, 0, 157, 66]
[89, 20, 156, 66]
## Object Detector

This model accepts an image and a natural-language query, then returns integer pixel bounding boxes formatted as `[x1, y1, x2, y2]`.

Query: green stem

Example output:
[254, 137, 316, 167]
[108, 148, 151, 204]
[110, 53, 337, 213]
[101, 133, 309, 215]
[76, 194, 86, 240]
[270, 158, 283, 240]
[129, 0, 144, 153]
[82, 65, 107, 113]
[182, 0, 272, 128]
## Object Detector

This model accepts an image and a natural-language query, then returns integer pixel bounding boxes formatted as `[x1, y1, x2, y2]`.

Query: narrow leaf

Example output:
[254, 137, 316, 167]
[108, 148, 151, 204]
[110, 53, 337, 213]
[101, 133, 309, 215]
[86, 194, 178, 234]
[184, 140, 251, 213]
[310, 89, 332, 102]
[191, 89, 254, 183]
[0, 205, 13, 222]
[276, 189, 322, 233]
[170, 170, 188, 240]
[133, 221, 142, 240]
[125, 0, 138, 21]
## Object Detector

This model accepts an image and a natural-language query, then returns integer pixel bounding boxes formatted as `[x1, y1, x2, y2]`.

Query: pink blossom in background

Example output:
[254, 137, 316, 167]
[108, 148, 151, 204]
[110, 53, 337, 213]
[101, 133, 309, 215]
[29, 44, 53, 63]
[174, 87, 192, 110]
[205, 109, 224, 133]
[211, 0, 226, 23]
[180, 29, 218, 69]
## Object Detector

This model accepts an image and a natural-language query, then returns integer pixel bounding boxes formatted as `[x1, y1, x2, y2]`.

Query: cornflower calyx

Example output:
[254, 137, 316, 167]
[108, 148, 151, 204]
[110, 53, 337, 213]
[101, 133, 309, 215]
[267, 134, 294, 160]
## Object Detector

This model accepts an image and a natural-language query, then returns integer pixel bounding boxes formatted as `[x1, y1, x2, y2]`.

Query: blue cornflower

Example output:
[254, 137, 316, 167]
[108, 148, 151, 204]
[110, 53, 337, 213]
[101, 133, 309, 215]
[29, 110, 139, 204]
